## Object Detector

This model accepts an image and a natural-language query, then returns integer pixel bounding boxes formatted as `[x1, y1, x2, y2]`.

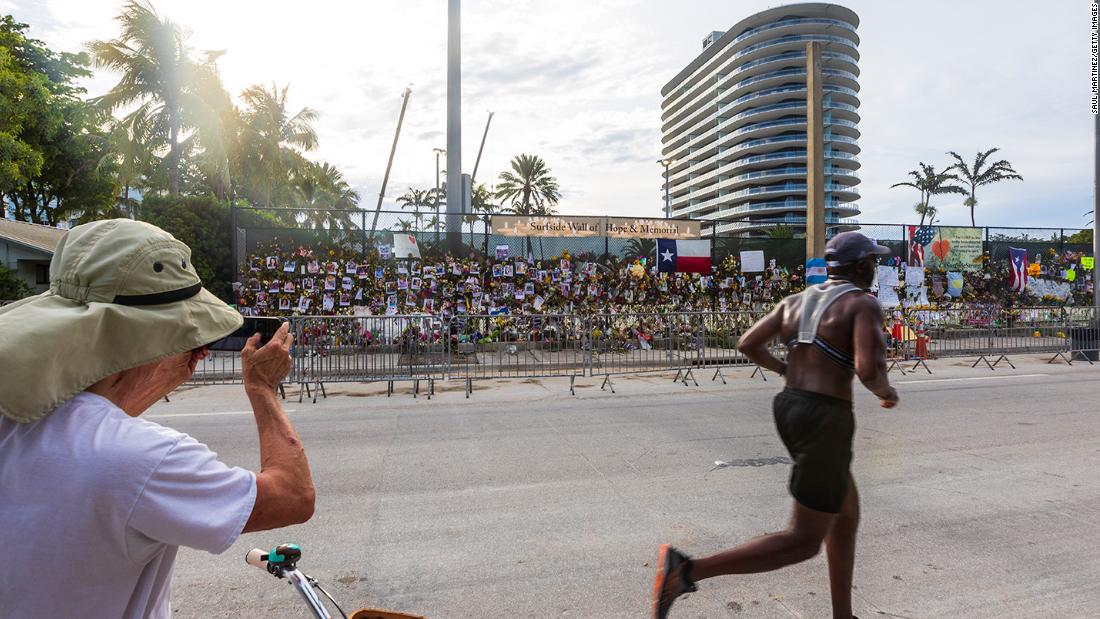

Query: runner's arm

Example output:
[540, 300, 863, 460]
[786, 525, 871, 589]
[853, 297, 898, 406]
[737, 301, 788, 375]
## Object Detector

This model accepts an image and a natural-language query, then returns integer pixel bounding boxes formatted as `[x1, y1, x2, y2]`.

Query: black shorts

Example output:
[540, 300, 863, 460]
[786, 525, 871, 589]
[773, 387, 855, 514]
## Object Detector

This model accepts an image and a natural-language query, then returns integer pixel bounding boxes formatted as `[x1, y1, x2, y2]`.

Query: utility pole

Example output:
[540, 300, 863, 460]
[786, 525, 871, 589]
[446, 0, 463, 253]
[805, 41, 826, 261]
[472, 111, 494, 183]
[370, 87, 412, 237]
[1094, 112, 1099, 308]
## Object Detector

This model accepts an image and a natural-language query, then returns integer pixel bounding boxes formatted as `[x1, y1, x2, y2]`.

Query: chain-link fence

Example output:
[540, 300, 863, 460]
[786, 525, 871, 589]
[232, 207, 1092, 274]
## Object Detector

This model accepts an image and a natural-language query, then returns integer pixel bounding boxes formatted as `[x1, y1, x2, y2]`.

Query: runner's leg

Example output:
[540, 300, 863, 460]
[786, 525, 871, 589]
[689, 501, 835, 581]
[825, 477, 859, 619]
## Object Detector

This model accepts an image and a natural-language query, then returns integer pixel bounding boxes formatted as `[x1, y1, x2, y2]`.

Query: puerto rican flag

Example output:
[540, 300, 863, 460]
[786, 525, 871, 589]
[657, 239, 712, 273]
[1008, 247, 1027, 293]
[908, 225, 935, 266]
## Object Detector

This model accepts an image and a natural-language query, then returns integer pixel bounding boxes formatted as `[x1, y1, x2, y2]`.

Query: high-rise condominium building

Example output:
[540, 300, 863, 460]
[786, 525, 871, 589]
[660, 3, 860, 235]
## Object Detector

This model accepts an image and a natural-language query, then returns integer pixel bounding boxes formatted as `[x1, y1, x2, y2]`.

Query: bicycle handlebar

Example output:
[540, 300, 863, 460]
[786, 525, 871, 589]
[245, 548, 268, 571]
[245, 544, 335, 619]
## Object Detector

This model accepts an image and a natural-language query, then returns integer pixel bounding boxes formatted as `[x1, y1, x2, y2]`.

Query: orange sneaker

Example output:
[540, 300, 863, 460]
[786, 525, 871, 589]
[651, 544, 696, 619]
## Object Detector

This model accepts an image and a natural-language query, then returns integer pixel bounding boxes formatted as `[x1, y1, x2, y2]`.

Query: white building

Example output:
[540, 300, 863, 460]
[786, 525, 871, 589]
[0, 219, 65, 295]
[660, 3, 861, 235]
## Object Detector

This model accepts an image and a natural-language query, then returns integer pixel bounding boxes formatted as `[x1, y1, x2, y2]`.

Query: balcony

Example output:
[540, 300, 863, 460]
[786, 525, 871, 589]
[662, 49, 859, 122]
[663, 101, 859, 163]
[669, 150, 860, 202]
[664, 77, 859, 139]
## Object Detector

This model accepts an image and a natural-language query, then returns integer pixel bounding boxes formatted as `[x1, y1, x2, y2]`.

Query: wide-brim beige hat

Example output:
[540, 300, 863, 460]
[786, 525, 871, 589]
[0, 219, 243, 423]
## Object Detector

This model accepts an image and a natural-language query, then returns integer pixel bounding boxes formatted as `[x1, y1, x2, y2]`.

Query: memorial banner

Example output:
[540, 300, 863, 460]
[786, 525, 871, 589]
[922, 226, 984, 271]
[492, 215, 700, 239]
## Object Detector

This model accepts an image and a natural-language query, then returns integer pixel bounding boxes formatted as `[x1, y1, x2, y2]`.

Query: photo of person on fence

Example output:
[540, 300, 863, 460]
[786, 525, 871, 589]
[652, 232, 899, 619]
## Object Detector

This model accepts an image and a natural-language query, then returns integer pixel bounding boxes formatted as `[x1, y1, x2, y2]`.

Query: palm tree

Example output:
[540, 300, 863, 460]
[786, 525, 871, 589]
[623, 238, 656, 261]
[946, 148, 1023, 226]
[89, 1, 202, 195]
[913, 202, 939, 226]
[496, 154, 560, 257]
[764, 224, 796, 239]
[891, 162, 966, 226]
[495, 154, 561, 214]
[396, 188, 434, 233]
[102, 106, 157, 217]
[183, 50, 238, 200]
[238, 82, 318, 215]
[467, 183, 495, 250]
[294, 161, 360, 229]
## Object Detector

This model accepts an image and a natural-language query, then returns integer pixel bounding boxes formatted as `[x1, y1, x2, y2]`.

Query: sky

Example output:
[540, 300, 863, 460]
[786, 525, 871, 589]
[5, 0, 1096, 230]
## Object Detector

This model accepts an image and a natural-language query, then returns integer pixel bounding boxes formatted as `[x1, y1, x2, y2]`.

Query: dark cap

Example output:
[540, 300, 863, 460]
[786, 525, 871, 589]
[824, 232, 891, 266]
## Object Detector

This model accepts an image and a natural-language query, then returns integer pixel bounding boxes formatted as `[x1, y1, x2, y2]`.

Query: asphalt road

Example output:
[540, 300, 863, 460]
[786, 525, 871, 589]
[153, 356, 1100, 618]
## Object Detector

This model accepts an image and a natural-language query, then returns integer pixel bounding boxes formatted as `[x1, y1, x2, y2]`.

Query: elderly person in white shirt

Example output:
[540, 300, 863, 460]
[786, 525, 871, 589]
[0, 219, 315, 618]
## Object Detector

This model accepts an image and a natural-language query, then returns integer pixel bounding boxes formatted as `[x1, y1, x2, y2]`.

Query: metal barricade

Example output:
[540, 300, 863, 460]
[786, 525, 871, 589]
[589, 310, 673, 391]
[907, 307, 1012, 367]
[667, 312, 707, 386]
[697, 311, 773, 383]
[174, 303, 1097, 399]
[907, 306, 1080, 369]
[1062, 306, 1099, 364]
[445, 313, 587, 396]
[294, 314, 444, 401]
[188, 350, 244, 385]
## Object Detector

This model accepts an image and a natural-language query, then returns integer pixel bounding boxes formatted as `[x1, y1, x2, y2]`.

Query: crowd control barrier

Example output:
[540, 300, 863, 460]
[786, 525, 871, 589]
[183, 306, 1098, 395]
[446, 313, 587, 396]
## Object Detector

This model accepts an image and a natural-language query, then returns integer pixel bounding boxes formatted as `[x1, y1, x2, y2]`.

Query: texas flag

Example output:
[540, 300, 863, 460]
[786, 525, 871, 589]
[657, 239, 712, 273]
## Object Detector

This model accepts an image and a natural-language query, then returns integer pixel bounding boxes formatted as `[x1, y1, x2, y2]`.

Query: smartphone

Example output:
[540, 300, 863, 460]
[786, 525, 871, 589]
[207, 317, 285, 352]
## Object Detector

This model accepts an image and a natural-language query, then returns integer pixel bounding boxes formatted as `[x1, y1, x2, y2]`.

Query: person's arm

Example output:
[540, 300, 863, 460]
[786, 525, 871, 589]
[737, 301, 788, 376]
[240, 323, 316, 532]
[852, 297, 899, 408]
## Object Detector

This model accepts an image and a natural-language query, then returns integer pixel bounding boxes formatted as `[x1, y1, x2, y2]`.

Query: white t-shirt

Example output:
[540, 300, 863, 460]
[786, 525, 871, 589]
[0, 392, 257, 618]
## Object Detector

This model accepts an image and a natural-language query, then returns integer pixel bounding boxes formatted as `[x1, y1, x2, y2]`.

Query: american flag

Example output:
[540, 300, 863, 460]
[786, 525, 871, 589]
[1008, 247, 1027, 293]
[908, 225, 935, 266]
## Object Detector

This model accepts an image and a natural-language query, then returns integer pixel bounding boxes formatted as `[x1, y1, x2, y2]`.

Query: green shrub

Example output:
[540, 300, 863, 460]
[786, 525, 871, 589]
[0, 264, 33, 301]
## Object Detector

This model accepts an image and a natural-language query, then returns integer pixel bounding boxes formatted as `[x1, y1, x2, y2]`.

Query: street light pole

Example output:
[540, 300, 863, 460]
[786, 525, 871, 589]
[433, 147, 445, 246]
[658, 159, 672, 218]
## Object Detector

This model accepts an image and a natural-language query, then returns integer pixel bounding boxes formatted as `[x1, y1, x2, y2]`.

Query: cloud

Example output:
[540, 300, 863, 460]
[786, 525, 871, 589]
[8, 0, 1095, 226]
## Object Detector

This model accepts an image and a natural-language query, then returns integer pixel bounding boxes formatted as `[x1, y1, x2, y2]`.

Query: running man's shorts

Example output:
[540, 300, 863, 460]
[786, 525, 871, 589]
[772, 387, 854, 513]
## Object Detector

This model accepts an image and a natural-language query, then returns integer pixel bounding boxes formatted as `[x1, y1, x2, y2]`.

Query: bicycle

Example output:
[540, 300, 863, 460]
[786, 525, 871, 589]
[246, 543, 427, 619]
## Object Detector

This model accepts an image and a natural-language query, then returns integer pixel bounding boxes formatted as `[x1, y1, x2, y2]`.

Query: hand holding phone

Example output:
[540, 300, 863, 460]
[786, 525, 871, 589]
[241, 322, 293, 393]
[208, 317, 285, 352]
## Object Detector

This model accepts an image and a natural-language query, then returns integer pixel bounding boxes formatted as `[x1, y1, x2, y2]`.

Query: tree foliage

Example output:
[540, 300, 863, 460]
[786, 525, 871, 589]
[946, 148, 1022, 227]
[1, 16, 119, 225]
[136, 194, 234, 299]
[495, 154, 560, 216]
[891, 162, 966, 226]
[0, 263, 33, 300]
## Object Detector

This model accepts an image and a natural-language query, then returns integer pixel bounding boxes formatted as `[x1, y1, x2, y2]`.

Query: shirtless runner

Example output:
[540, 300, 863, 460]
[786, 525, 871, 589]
[652, 232, 900, 619]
